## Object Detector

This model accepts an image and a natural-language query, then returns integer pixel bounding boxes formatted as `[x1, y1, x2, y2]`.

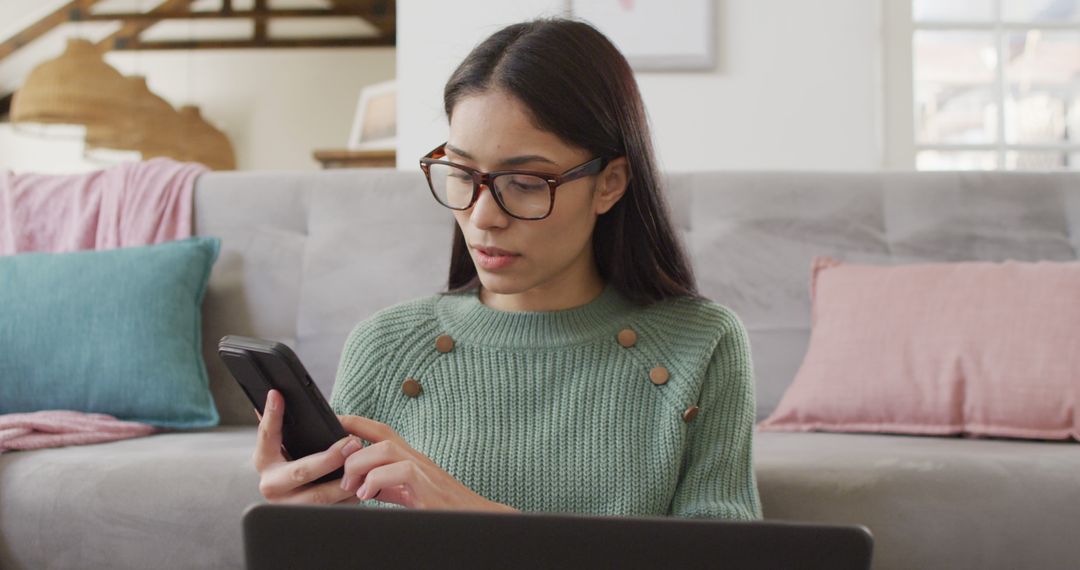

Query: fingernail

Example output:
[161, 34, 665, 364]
[340, 475, 352, 490]
[267, 391, 278, 411]
[356, 483, 368, 499]
[340, 439, 361, 457]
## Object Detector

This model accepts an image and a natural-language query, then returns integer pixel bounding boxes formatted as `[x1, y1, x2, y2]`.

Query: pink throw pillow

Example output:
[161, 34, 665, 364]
[757, 256, 1080, 441]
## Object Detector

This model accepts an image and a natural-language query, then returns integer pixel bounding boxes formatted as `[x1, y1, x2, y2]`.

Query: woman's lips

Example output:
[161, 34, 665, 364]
[473, 245, 520, 271]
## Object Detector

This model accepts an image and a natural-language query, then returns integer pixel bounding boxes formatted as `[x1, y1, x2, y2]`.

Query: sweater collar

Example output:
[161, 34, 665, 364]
[435, 283, 635, 349]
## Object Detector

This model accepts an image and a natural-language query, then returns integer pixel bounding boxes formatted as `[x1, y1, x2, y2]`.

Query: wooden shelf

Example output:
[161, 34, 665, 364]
[313, 149, 396, 169]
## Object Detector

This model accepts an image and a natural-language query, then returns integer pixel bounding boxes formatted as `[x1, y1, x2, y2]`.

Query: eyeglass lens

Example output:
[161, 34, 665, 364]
[426, 163, 551, 219]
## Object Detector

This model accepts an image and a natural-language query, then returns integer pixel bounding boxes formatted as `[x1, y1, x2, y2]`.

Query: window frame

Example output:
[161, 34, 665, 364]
[883, 0, 1080, 170]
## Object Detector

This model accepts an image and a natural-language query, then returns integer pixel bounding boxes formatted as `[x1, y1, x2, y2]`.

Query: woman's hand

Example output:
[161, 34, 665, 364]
[252, 389, 366, 505]
[337, 414, 519, 513]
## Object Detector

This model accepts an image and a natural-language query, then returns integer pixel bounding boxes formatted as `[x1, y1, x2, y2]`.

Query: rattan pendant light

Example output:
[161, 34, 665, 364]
[84, 79, 235, 170]
[172, 105, 236, 171]
[15, 35, 236, 170]
[10, 38, 129, 137]
[84, 76, 179, 157]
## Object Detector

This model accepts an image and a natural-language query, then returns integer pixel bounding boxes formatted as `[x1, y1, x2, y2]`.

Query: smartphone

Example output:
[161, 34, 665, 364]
[218, 335, 348, 485]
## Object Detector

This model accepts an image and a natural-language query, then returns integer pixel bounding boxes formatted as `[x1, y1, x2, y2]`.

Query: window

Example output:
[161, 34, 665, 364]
[909, 0, 1080, 170]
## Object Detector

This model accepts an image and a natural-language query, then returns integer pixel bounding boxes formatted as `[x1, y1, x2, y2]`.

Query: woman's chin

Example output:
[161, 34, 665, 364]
[476, 273, 532, 295]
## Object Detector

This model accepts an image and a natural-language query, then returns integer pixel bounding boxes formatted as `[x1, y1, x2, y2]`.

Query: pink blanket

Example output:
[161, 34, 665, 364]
[0, 157, 204, 451]
[0, 156, 207, 255]
[0, 411, 159, 453]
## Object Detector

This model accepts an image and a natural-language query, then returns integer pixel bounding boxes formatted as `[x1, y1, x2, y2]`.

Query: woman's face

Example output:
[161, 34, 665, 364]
[445, 89, 626, 300]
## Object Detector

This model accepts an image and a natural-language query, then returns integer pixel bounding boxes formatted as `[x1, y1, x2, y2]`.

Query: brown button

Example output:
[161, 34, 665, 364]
[402, 378, 422, 398]
[617, 328, 637, 348]
[682, 405, 700, 423]
[649, 366, 670, 385]
[435, 334, 455, 353]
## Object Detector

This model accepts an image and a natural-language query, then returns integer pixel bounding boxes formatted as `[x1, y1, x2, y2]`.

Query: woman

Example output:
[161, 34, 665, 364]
[252, 17, 762, 520]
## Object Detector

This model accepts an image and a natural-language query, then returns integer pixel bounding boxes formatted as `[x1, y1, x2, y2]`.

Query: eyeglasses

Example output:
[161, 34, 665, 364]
[419, 142, 609, 221]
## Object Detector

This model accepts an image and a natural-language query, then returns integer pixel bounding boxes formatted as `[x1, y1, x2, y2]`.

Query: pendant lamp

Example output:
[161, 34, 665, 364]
[84, 75, 179, 158]
[84, 78, 236, 170]
[10, 38, 129, 138]
[172, 105, 236, 171]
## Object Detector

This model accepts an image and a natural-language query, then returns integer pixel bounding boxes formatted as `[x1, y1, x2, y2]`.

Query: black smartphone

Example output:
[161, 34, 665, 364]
[218, 335, 348, 485]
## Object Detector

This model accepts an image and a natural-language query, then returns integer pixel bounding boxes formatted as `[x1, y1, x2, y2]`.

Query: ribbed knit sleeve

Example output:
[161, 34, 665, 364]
[667, 310, 763, 520]
[329, 298, 436, 427]
[329, 322, 381, 422]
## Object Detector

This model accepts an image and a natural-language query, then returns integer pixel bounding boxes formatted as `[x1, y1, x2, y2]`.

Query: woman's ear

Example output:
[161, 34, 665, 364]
[593, 156, 630, 215]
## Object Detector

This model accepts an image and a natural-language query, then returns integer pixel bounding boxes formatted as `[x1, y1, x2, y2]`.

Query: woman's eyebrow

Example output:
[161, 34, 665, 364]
[445, 143, 557, 167]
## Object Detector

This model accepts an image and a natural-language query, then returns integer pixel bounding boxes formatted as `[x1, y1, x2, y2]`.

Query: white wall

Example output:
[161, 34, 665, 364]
[2, 0, 887, 174]
[396, 0, 885, 172]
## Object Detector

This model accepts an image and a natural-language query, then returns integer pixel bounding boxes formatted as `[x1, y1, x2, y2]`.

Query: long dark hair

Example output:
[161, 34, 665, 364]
[442, 17, 698, 306]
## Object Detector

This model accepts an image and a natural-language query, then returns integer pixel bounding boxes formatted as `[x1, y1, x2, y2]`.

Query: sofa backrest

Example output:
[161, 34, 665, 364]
[194, 169, 1080, 425]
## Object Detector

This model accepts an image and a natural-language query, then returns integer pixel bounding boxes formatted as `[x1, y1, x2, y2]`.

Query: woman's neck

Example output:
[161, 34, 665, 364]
[478, 264, 606, 313]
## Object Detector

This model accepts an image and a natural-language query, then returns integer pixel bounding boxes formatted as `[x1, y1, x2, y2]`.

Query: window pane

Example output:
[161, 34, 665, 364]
[917, 150, 1000, 170]
[1003, 31, 1080, 144]
[1072, 97, 1080, 140]
[914, 0, 996, 21]
[915, 31, 1000, 144]
[1003, 0, 1080, 22]
[1004, 151, 1068, 169]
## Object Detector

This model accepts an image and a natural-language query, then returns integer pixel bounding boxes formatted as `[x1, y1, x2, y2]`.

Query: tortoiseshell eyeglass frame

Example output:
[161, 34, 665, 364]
[419, 142, 611, 220]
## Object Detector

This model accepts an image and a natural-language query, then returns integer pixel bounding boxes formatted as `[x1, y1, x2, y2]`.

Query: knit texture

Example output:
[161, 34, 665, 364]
[330, 283, 762, 520]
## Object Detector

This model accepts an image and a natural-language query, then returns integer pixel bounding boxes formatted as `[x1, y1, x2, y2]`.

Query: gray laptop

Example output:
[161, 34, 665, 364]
[242, 503, 873, 569]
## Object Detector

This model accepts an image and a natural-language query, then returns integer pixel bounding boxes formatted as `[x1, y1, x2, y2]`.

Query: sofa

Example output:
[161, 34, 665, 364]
[2, 168, 1078, 570]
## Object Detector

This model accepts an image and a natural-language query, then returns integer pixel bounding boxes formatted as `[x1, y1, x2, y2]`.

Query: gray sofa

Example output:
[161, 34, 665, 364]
[2, 168, 1078, 570]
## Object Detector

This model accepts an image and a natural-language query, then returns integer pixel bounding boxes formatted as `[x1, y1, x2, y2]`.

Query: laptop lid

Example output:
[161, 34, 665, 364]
[242, 504, 873, 570]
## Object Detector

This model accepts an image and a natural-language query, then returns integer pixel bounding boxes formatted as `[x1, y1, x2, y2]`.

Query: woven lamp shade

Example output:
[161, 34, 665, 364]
[86, 80, 235, 171]
[85, 76, 180, 156]
[11, 38, 128, 132]
[169, 105, 236, 171]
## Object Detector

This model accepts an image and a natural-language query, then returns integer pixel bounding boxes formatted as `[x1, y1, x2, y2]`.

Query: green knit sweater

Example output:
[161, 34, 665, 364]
[329, 283, 762, 520]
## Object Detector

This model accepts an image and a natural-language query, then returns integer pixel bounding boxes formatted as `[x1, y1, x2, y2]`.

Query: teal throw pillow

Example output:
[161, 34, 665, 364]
[0, 236, 221, 428]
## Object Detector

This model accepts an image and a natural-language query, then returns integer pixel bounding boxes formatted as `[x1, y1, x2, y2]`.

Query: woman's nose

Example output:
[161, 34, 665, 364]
[469, 184, 510, 228]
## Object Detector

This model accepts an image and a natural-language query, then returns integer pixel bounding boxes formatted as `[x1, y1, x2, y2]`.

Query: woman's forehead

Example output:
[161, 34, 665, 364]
[448, 92, 586, 166]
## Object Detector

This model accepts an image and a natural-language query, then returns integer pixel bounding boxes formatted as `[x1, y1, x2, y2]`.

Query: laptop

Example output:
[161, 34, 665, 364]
[242, 503, 873, 569]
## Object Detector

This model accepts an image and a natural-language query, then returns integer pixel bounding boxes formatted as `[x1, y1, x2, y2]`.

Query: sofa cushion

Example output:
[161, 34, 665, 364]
[0, 236, 221, 429]
[0, 427, 263, 569]
[3, 429, 1078, 570]
[755, 431, 1080, 570]
[759, 256, 1080, 440]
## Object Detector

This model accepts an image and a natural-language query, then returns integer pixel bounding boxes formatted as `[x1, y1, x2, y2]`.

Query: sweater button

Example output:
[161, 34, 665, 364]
[435, 334, 455, 353]
[682, 405, 700, 423]
[402, 378, 422, 398]
[649, 366, 670, 385]
[617, 328, 637, 348]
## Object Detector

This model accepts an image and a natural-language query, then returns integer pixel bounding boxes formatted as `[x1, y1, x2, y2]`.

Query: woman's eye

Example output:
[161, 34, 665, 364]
[507, 178, 546, 192]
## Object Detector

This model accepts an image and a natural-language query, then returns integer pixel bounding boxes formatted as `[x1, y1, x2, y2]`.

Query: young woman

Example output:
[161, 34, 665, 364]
[252, 17, 762, 520]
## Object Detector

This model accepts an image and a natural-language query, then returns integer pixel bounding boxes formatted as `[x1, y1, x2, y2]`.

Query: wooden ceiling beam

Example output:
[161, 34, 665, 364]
[112, 36, 394, 50]
[253, 0, 267, 42]
[0, 0, 393, 65]
[330, 0, 394, 37]
[77, 8, 385, 21]
[0, 0, 99, 63]
[87, 0, 395, 49]
[96, 0, 195, 51]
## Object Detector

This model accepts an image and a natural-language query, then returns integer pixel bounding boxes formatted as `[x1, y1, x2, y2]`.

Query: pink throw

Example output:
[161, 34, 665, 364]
[0, 156, 207, 255]
[0, 157, 205, 450]
[0, 411, 159, 453]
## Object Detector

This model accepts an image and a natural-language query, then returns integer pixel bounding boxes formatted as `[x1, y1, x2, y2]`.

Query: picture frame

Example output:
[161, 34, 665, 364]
[347, 79, 397, 150]
[569, 0, 715, 71]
